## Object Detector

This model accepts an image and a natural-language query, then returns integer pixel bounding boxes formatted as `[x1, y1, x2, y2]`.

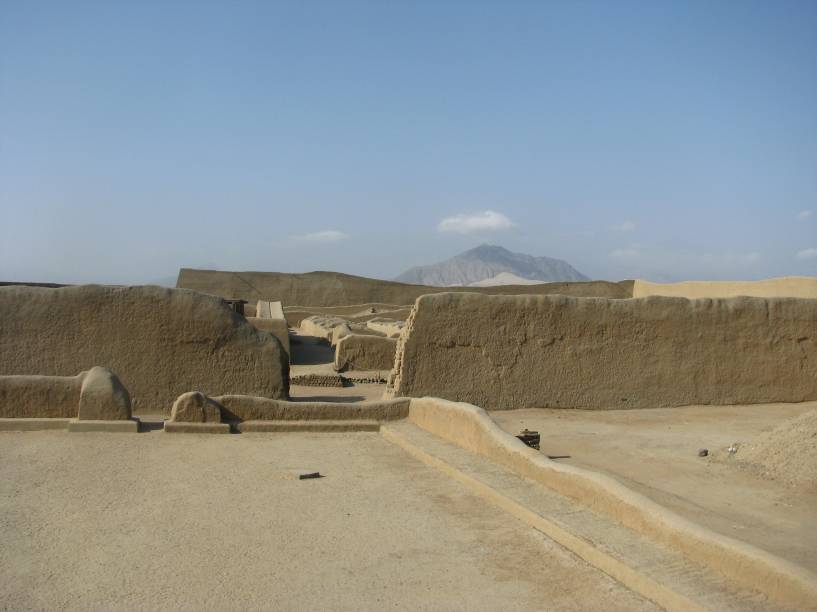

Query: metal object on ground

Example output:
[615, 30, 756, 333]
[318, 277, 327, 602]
[299, 472, 323, 480]
[516, 429, 540, 450]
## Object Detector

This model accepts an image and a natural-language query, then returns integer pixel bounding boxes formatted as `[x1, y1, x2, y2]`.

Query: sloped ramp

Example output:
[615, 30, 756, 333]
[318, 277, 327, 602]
[383, 422, 797, 612]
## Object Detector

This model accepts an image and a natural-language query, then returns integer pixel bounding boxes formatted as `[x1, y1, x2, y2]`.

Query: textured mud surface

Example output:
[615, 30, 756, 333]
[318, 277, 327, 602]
[0, 431, 656, 611]
[389, 293, 817, 410]
[492, 402, 817, 572]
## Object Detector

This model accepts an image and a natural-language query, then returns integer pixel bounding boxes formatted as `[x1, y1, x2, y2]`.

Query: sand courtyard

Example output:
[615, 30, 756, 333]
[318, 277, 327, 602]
[0, 429, 658, 611]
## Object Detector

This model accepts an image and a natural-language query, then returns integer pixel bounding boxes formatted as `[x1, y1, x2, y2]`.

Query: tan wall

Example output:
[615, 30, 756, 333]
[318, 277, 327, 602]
[633, 276, 817, 299]
[330, 323, 352, 346]
[299, 315, 347, 342]
[0, 367, 132, 420]
[388, 292, 817, 410]
[334, 335, 397, 372]
[247, 317, 290, 358]
[0, 285, 289, 414]
[212, 394, 409, 422]
[366, 318, 404, 338]
[256, 299, 285, 320]
[0, 373, 83, 418]
[249, 300, 290, 357]
[177, 268, 633, 307]
[397, 397, 817, 610]
[283, 304, 413, 328]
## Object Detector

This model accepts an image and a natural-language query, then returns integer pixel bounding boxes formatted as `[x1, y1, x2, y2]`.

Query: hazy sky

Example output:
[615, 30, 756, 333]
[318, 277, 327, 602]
[1, 0, 815, 284]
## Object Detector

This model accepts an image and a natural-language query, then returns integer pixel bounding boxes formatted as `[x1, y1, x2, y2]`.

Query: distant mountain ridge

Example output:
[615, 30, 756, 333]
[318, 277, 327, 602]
[394, 245, 589, 286]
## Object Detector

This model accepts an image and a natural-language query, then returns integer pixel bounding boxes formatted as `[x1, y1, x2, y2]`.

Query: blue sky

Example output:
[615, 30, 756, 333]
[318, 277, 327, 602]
[1, 0, 815, 284]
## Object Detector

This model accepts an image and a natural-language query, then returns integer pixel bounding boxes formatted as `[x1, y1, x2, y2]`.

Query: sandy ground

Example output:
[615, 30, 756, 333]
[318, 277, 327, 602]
[491, 402, 817, 572]
[0, 430, 656, 611]
[289, 383, 386, 402]
[289, 331, 336, 372]
[288, 329, 388, 402]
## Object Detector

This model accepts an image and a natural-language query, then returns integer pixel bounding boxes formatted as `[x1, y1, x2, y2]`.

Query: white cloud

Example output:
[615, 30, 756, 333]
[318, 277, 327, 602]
[292, 230, 349, 243]
[437, 210, 515, 234]
[610, 247, 640, 258]
[796, 248, 817, 260]
[610, 221, 637, 232]
[797, 210, 813, 220]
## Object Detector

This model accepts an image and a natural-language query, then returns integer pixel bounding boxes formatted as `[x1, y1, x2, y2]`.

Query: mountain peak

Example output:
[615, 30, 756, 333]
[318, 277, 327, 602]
[467, 244, 508, 255]
[394, 245, 588, 287]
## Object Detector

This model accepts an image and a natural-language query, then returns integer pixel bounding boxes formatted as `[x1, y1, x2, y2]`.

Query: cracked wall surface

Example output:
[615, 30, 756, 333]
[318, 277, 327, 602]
[387, 292, 817, 410]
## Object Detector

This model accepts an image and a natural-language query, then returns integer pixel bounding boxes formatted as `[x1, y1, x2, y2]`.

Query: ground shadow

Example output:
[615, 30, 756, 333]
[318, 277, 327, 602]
[137, 419, 166, 433]
[290, 335, 335, 366]
[288, 395, 367, 403]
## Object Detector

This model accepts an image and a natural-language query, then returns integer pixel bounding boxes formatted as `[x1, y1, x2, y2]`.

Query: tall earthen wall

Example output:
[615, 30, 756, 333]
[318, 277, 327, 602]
[388, 293, 817, 410]
[0, 285, 289, 414]
[177, 268, 633, 306]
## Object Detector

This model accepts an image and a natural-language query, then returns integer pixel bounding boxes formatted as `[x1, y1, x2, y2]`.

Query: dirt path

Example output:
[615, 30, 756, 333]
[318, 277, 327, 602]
[0, 430, 656, 611]
[491, 402, 817, 572]
[288, 330, 387, 402]
[289, 331, 336, 371]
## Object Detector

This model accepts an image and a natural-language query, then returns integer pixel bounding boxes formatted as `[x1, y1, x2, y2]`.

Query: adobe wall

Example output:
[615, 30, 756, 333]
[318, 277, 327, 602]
[633, 276, 817, 299]
[299, 315, 348, 343]
[248, 300, 290, 357]
[283, 304, 413, 328]
[387, 293, 817, 410]
[366, 318, 404, 338]
[388, 397, 817, 610]
[0, 367, 132, 420]
[177, 268, 634, 306]
[334, 335, 397, 372]
[211, 394, 409, 422]
[0, 285, 289, 414]
[256, 299, 285, 320]
[0, 373, 83, 418]
[330, 323, 353, 346]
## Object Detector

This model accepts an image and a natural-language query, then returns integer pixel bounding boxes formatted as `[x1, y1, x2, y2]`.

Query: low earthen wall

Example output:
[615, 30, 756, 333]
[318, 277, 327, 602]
[0, 367, 132, 420]
[284, 306, 413, 328]
[210, 394, 409, 422]
[331, 323, 352, 346]
[397, 397, 817, 610]
[299, 315, 347, 343]
[0, 374, 83, 418]
[334, 335, 397, 372]
[632, 276, 817, 299]
[388, 293, 817, 410]
[366, 318, 404, 338]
